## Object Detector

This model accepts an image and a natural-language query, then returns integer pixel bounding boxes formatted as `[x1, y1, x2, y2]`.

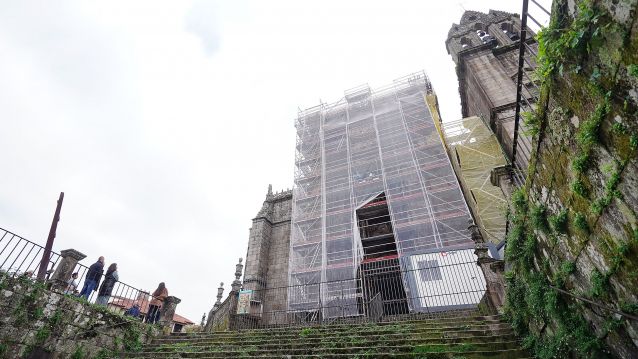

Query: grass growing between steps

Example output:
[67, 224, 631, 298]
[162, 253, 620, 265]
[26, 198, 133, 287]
[412, 343, 476, 355]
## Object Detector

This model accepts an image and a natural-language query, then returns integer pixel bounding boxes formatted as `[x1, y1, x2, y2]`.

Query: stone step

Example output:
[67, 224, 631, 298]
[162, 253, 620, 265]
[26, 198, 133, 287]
[128, 347, 530, 358]
[157, 322, 512, 342]
[150, 328, 515, 346]
[150, 330, 518, 346]
[177, 314, 504, 337]
[149, 335, 520, 353]
[138, 341, 519, 355]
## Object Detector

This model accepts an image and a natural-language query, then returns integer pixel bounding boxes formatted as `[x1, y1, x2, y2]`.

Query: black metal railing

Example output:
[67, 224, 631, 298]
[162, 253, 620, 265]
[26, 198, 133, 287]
[0, 227, 161, 321]
[511, 0, 552, 188]
[549, 285, 638, 322]
[230, 248, 491, 330]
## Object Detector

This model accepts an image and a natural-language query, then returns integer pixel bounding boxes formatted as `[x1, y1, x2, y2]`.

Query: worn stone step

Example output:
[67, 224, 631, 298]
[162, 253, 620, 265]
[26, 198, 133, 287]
[177, 315, 505, 337]
[149, 325, 516, 344]
[157, 322, 512, 342]
[139, 341, 521, 355]
[149, 330, 518, 349]
[150, 331, 518, 347]
[149, 335, 520, 353]
[127, 347, 530, 359]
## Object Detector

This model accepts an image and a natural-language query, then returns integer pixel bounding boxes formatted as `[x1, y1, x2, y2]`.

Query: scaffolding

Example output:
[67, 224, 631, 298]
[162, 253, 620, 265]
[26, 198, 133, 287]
[440, 117, 509, 244]
[289, 72, 474, 317]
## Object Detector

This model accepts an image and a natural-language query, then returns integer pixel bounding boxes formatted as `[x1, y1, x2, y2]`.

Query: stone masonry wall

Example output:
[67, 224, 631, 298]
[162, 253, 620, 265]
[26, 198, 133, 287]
[0, 274, 157, 358]
[504, 0, 638, 357]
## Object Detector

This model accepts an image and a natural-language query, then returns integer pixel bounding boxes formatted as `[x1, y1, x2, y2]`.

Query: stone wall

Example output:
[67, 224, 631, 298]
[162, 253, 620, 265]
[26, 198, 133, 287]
[504, 0, 638, 357]
[447, 10, 535, 166]
[0, 274, 157, 358]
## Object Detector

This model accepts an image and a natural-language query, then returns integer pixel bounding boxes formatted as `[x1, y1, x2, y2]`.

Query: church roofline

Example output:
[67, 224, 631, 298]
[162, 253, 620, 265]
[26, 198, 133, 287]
[446, 9, 519, 42]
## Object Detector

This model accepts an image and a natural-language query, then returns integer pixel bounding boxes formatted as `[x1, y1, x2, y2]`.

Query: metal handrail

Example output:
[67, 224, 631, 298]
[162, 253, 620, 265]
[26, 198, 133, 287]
[548, 285, 638, 321]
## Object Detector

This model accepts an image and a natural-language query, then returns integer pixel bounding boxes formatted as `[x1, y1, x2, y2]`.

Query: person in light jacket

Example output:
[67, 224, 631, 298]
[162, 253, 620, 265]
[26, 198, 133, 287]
[147, 282, 168, 324]
[96, 263, 118, 306]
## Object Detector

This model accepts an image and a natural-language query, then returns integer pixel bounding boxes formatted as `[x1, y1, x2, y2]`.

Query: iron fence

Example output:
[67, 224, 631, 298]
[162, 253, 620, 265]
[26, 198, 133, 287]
[0, 227, 161, 322]
[511, 0, 552, 188]
[230, 247, 490, 330]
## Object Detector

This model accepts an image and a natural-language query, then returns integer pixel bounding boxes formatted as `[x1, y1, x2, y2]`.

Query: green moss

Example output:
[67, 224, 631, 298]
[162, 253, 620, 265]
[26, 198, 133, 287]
[619, 301, 638, 315]
[589, 269, 610, 298]
[122, 325, 142, 352]
[512, 188, 528, 214]
[34, 326, 51, 345]
[628, 64, 638, 78]
[299, 327, 316, 337]
[531, 204, 549, 232]
[577, 100, 610, 148]
[611, 122, 627, 135]
[572, 152, 591, 173]
[550, 209, 569, 233]
[573, 212, 589, 233]
[71, 346, 85, 359]
[571, 178, 589, 198]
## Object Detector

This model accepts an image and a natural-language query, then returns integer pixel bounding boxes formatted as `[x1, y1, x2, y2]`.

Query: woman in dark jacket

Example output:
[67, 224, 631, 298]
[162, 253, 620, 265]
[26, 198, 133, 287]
[96, 263, 118, 306]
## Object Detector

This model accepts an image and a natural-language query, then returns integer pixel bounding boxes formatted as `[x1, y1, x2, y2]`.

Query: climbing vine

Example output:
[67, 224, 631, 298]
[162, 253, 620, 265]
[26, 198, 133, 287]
[504, 0, 638, 358]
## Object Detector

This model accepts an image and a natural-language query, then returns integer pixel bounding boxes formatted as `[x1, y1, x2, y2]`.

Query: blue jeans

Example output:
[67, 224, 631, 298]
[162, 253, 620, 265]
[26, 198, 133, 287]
[78, 279, 97, 299]
[147, 304, 161, 323]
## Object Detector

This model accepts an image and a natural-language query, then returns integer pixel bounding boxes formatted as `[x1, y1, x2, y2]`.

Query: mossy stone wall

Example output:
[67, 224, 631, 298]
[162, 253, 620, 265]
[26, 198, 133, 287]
[504, 0, 638, 358]
[0, 275, 158, 358]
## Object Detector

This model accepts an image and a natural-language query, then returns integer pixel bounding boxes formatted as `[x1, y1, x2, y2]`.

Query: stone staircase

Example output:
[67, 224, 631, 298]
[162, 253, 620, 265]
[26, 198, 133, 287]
[130, 313, 529, 358]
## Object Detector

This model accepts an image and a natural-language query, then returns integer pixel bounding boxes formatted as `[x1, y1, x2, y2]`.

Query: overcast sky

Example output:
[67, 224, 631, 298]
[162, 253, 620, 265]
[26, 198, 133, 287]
[0, 0, 547, 322]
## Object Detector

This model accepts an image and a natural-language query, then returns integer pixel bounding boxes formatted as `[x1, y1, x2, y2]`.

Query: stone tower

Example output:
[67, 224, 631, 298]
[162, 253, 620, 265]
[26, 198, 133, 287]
[241, 186, 292, 323]
[446, 10, 535, 161]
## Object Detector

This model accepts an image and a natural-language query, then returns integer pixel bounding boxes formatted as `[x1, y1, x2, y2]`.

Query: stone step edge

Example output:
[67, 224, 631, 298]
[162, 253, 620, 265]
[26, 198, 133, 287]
[148, 337, 520, 351]
[159, 323, 513, 340]
[184, 319, 508, 337]
[127, 348, 529, 358]
[176, 315, 506, 336]
[149, 331, 517, 347]
[137, 341, 523, 354]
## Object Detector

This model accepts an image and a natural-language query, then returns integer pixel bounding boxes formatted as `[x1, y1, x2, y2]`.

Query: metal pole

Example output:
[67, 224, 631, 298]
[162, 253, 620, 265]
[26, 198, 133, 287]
[512, 0, 530, 166]
[37, 192, 64, 281]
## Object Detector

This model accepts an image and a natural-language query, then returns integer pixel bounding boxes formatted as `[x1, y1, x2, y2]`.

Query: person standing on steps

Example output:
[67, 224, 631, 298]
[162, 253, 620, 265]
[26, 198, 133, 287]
[147, 282, 168, 324]
[96, 263, 119, 306]
[78, 256, 104, 300]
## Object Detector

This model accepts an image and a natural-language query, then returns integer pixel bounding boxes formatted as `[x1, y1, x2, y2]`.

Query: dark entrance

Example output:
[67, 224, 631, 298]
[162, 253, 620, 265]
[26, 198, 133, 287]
[356, 193, 409, 316]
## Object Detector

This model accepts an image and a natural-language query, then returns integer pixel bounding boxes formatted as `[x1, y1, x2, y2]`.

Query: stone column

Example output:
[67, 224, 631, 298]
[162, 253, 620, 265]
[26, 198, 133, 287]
[159, 296, 181, 331]
[229, 258, 246, 330]
[214, 282, 225, 310]
[469, 220, 506, 312]
[490, 165, 514, 198]
[474, 242, 506, 312]
[205, 282, 225, 331]
[48, 249, 86, 292]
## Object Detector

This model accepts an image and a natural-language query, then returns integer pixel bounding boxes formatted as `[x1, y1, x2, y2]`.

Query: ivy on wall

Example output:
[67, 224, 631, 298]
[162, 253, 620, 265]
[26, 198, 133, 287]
[504, 0, 638, 358]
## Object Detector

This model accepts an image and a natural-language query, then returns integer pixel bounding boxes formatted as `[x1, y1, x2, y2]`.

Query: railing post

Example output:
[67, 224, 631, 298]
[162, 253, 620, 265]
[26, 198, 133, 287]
[48, 249, 86, 292]
[37, 192, 64, 281]
[470, 220, 506, 312]
[229, 258, 243, 329]
[159, 296, 181, 331]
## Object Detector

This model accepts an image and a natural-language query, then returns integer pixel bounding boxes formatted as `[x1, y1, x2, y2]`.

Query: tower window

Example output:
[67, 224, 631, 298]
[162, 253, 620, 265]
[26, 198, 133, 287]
[460, 37, 472, 49]
[500, 22, 520, 41]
